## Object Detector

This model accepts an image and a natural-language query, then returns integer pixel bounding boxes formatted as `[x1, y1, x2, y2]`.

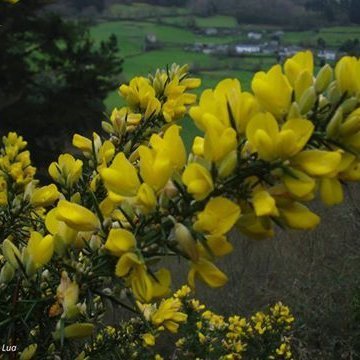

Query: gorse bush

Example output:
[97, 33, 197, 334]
[0, 51, 360, 359]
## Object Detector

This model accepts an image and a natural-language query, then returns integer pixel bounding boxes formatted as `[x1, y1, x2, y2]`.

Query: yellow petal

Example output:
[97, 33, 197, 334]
[280, 202, 320, 229]
[292, 150, 342, 177]
[104, 228, 136, 256]
[56, 200, 99, 232]
[319, 178, 343, 206]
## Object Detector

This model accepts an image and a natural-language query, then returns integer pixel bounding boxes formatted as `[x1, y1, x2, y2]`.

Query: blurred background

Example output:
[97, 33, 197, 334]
[1, 1, 360, 358]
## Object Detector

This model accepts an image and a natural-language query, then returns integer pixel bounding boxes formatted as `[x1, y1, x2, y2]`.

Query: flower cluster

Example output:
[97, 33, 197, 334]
[0, 52, 359, 357]
[79, 285, 295, 360]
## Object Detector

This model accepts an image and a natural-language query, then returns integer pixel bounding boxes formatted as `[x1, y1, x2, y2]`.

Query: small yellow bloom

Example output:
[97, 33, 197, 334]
[53, 323, 94, 340]
[182, 163, 214, 201]
[19, 344, 37, 360]
[136, 183, 157, 213]
[26, 231, 54, 269]
[319, 177, 343, 206]
[104, 228, 136, 257]
[252, 64, 292, 118]
[246, 113, 314, 161]
[283, 168, 316, 198]
[188, 257, 228, 288]
[252, 190, 279, 217]
[279, 201, 320, 229]
[142, 333, 155, 347]
[151, 297, 187, 333]
[335, 56, 360, 95]
[284, 50, 314, 87]
[56, 271, 79, 318]
[194, 197, 241, 235]
[138, 146, 172, 191]
[30, 184, 60, 207]
[292, 150, 342, 177]
[56, 200, 100, 232]
[49, 154, 83, 186]
[175, 223, 199, 262]
[100, 152, 140, 197]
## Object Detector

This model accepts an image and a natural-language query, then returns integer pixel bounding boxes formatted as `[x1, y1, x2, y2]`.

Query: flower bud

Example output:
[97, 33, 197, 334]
[89, 235, 102, 251]
[287, 102, 301, 120]
[340, 108, 360, 136]
[326, 108, 343, 138]
[315, 64, 333, 93]
[2, 239, 21, 269]
[20, 344, 37, 360]
[174, 223, 199, 262]
[341, 97, 359, 114]
[328, 81, 342, 104]
[299, 86, 317, 114]
[217, 151, 237, 178]
[101, 121, 114, 135]
[0, 262, 15, 284]
[163, 180, 178, 199]
[53, 323, 94, 340]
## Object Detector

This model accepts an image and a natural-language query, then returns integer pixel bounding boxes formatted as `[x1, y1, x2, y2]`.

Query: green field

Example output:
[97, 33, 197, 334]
[91, 5, 360, 118]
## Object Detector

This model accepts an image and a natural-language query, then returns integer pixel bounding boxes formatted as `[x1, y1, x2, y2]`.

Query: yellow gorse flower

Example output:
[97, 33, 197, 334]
[26, 231, 54, 269]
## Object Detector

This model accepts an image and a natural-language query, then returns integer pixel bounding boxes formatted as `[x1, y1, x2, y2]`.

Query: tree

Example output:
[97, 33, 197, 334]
[349, 0, 360, 23]
[0, 0, 122, 172]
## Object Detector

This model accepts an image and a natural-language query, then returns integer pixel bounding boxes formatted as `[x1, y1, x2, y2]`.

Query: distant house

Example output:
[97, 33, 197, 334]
[318, 49, 336, 61]
[144, 33, 161, 52]
[261, 43, 279, 54]
[272, 30, 285, 38]
[235, 44, 261, 54]
[247, 32, 262, 41]
[204, 28, 218, 36]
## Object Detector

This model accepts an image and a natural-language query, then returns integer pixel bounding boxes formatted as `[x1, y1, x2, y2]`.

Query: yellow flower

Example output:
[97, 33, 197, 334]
[26, 231, 54, 269]
[335, 56, 360, 95]
[135, 183, 157, 213]
[252, 190, 279, 217]
[151, 297, 187, 333]
[119, 77, 160, 110]
[142, 333, 155, 347]
[192, 136, 205, 156]
[319, 177, 343, 206]
[174, 223, 199, 262]
[252, 64, 292, 118]
[53, 323, 94, 340]
[292, 150, 342, 177]
[284, 50, 314, 88]
[2, 238, 22, 269]
[45, 208, 78, 246]
[188, 258, 228, 288]
[56, 200, 100, 232]
[194, 197, 241, 235]
[182, 163, 214, 201]
[73, 133, 92, 153]
[246, 113, 314, 161]
[205, 234, 233, 257]
[19, 344, 37, 360]
[104, 228, 136, 257]
[48, 154, 83, 186]
[100, 152, 140, 197]
[203, 118, 238, 162]
[283, 168, 316, 198]
[30, 184, 60, 207]
[150, 125, 186, 171]
[138, 146, 172, 191]
[279, 201, 320, 229]
[56, 271, 79, 318]
[115, 253, 170, 302]
[189, 86, 230, 132]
